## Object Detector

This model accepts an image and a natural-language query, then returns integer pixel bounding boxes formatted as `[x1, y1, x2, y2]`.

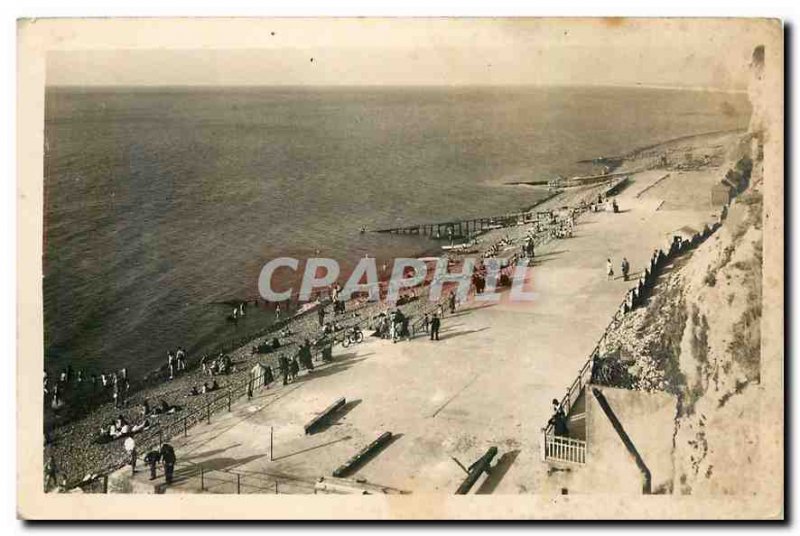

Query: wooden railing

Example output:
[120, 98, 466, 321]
[541, 434, 587, 465]
[194, 464, 317, 495]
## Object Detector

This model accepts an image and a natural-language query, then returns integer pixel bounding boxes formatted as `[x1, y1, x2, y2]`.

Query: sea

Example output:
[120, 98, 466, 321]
[43, 86, 751, 377]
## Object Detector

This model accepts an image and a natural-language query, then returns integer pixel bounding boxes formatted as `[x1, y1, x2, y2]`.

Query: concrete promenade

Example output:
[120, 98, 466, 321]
[117, 165, 724, 495]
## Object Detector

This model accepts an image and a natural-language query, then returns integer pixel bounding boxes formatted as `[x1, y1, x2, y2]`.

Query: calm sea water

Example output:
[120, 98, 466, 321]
[43, 86, 750, 376]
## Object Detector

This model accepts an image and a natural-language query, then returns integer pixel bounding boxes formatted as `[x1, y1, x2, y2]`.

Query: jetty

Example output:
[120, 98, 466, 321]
[371, 177, 630, 239]
[371, 211, 549, 239]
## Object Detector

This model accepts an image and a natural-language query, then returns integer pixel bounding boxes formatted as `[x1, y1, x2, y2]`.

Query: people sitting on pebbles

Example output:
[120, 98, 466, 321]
[187, 379, 221, 397]
[204, 354, 234, 376]
[93, 414, 152, 444]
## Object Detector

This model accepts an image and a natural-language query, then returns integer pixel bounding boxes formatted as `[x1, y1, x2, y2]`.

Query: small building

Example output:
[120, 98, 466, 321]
[711, 183, 734, 206]
[541, 385, 677, 495]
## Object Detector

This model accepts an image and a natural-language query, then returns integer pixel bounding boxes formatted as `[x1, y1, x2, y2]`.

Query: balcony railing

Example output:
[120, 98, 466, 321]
[542, 434, 587, 465]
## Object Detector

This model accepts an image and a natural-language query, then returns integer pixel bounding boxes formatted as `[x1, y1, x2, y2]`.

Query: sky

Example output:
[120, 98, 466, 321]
[44, 18, 773, 89]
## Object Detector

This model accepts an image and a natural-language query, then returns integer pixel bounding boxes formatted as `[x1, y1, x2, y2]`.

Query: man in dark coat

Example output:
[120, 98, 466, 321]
[299, 339, 314, 371]
[548, 406, 569, 437]
[279, 355, 290, 386]
[159, 443, 176, 485]
[430, 313, 441, 341]
[144, 449, 161, 481]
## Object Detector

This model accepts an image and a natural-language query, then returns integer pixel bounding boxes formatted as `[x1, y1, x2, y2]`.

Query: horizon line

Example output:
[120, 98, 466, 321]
[45, 82, 748, 94]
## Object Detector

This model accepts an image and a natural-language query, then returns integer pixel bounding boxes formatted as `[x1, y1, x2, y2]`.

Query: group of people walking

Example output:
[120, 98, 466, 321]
[143, 443, 177, 483]
[44, 365, 131, 412]
[278, 339, 314, 386]
[167, 347, 187, 380]
[606, 257, 631, 281]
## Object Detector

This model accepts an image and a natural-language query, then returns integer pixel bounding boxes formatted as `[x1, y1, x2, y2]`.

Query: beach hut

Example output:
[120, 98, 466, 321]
[250, 363, 273, 387]
[711, 182, 734, 206]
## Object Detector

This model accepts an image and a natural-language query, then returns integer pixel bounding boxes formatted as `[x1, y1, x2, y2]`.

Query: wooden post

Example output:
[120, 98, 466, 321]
[455, 447, 498, 495]
[275, 481, 279, 494]
[333, 432, 393, 478]
[102, 475, 109, 493]
[270, 426, 274, 461]
[540, 429, 547, 461]
[228, 393, 231, 411]
[206, 401, 211, 424]
[200, 466, 205, 491]
[237, 473, 241, 494]
[304, 397, 346, 434]
[183, 417, 187, 437]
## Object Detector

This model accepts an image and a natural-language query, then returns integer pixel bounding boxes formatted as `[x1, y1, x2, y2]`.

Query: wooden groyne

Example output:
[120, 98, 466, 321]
[372, 207, 558, 239]
[372, 177, 629, 239]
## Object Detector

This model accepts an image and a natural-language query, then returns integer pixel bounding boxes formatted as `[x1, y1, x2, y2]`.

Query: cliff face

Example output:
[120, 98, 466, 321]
[670, 173, 763, 495]
[664, 45, 767, 495]
[588, 44, 769, 496]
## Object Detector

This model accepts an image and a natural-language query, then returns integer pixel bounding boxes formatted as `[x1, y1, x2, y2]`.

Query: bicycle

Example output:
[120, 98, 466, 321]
[341, 326, 364, 348]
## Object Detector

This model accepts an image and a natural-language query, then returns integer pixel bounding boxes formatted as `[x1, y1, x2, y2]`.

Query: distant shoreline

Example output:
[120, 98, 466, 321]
[503, 127, 747, 187]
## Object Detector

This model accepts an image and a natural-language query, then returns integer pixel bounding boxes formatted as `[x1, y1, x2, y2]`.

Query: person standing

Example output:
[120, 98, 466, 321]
[606, 258, 614, 280]
[621, 257, 630, 281]
[317, 306, 325, 327]
[124, 436, 137, 475]
[176, 347, 186, 371]
[167, 351, 175, 380]
[300, 339, 314, 372]
[44, 455, 58, 492]
[112, 375, 120, 409]
[448, 292, 457, 314]
[275, 303, 281, 320]
[279, 355, 289, 386]
[144, 449, 161, 481]
[422, 313, 430, 334]
[430, 313, 441, 341]
[389, 311, 398, 343]
[160, 443, 176, 485]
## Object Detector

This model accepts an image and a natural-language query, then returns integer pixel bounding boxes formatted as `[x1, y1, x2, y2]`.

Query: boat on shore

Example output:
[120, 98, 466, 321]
[441, 239, 479, 253]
